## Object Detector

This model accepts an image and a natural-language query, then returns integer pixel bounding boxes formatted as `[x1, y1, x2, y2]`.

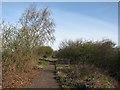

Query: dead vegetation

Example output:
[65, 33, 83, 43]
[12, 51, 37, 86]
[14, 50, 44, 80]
[56, 63, 119, 88]
[2, 5, 55, 88]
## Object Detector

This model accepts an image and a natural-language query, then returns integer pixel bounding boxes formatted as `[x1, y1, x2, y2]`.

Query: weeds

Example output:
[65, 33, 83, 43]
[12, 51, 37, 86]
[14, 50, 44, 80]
[56, 63, 119, 88]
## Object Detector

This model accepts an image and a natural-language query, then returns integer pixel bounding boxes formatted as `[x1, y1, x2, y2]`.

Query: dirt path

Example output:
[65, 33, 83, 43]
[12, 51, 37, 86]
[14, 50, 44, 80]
[28, 64, 59, 88]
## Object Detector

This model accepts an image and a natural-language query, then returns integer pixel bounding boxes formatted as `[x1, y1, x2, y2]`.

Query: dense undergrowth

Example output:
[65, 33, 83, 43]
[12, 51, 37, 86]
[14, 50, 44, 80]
[56, 63, 119, 88]
[2, 5, 55, 88]
[56, 39, 120, 88]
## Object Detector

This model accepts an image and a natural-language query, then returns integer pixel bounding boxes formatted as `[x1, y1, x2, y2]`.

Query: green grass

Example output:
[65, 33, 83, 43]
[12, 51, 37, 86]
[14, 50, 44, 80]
[39, 60, 49, 67]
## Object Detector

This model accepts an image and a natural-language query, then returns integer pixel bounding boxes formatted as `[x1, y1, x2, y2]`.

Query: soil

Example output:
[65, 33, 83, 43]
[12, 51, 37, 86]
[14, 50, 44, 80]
[27, 64, 60, 88]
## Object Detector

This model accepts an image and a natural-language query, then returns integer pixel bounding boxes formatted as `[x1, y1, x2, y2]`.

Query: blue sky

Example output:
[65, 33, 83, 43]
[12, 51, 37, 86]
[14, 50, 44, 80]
[2, 2, 118, 50]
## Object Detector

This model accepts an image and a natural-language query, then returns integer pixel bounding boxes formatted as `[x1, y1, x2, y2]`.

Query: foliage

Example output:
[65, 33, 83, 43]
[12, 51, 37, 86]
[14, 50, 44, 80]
[2, 5, 55, 73]
[35, 46, 53, 58]
[39, 60, 49, 67]
[2, 5, 55, 88]
[56, 39, 120, 82]
[56, 64, 117, 88]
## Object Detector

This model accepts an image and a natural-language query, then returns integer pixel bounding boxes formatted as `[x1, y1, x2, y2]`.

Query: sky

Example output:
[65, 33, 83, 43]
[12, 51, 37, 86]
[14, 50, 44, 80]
[2, 2, 118, 50]
[1, 0, 120, 2]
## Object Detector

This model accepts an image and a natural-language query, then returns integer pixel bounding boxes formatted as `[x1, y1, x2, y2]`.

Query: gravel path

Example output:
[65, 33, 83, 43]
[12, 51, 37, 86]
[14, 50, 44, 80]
[29, 64, 59, 88]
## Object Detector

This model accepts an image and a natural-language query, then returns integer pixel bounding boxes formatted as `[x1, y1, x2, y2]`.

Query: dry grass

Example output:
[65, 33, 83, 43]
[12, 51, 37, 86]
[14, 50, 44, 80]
[2, 52, 40, 88]
[56, 63, 119, 88]
[3, 69, 39, 88]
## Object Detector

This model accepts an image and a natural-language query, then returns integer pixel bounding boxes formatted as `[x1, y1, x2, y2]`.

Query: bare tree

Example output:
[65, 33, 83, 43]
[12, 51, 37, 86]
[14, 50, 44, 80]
[2, 5, 56, 72]
[19, 5, 55, 50]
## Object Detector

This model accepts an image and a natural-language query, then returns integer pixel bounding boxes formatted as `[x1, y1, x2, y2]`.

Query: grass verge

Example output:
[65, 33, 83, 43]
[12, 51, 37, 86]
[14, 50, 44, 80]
[39, 60, 49, 67]
[55, 63, 119, 88]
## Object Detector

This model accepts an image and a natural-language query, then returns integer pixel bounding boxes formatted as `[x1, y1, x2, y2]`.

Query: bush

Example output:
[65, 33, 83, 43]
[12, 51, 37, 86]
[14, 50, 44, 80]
[56, 39, 119, 82]
[2, 5, 55, 88]
[35, 46, 53, 58]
